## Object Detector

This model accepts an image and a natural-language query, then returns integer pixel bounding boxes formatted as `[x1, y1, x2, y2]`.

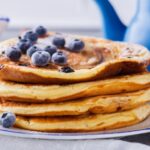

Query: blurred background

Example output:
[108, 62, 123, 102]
[0, 0, 136, 40]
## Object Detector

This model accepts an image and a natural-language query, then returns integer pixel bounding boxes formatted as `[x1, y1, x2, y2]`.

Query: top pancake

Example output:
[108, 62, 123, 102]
[0, 33, 149, 84]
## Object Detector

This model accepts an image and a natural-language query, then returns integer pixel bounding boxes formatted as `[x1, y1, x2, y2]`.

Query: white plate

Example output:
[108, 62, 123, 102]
[0, 116, 150, 140]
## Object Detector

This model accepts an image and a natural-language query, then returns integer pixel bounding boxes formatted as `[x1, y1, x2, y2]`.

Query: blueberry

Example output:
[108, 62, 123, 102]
[51, 51, 67, 65]
[5, 47, 21, 61]
[17, 39, 32, 54]
[31, 51, 50, 67]
[67, 39, 84, 52]
[52, 36, 65, 48]
[22, 31, 38, 42]
[59, 66, 74, 73]
[0, 112, 16, 128]
[44, 45, 57, 56]
[27, 46, 42, 57]
[34, 26, 47, 36]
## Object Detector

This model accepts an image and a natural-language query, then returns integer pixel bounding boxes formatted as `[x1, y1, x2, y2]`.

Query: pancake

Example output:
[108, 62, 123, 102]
[0, 88, 150, 116]
[0, 33, 149, 84]
[1, 104, 149, 132]
[0, 73, 150, 103]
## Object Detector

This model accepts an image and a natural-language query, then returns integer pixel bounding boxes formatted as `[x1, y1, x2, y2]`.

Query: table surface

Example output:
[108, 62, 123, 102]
[1, 135, 150, 150]
[0, 28, 150, 147]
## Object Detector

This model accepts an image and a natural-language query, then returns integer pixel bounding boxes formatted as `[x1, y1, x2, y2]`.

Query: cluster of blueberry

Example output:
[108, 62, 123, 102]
[6, 26, 47, 62]
[5, 26, 85, 70]
[0, 112, 16, 128]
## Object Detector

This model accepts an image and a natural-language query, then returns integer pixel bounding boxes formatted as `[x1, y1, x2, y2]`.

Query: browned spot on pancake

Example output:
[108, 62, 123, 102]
[18, 63, 29, 67]
[121, 89, 127, 93]
[117, 106, 122, 111]
[97, 122, 105, 126]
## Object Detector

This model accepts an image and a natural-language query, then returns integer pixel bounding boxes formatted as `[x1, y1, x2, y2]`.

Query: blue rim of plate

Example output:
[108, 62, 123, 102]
[0, 127, 150, 140]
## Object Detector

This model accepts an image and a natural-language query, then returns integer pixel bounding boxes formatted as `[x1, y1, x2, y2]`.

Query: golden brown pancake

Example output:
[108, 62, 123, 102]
[0, 73, 149, 103]
[0, 33, 149, 84]
[0, 88, 150, 117]
[1, 104, 149, 132]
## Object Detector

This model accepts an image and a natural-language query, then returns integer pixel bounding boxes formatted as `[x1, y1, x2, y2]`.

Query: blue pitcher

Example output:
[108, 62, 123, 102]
[124, 0, 150, 50]
[94, 0, 126, 41]
[95, 0, 150, 50]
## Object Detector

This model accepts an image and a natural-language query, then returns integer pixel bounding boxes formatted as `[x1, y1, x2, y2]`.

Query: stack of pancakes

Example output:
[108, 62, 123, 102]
[0, 33, 150, 132]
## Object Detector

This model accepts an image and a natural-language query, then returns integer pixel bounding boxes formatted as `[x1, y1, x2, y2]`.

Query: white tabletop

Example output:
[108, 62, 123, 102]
[0, 135, 150, 150]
